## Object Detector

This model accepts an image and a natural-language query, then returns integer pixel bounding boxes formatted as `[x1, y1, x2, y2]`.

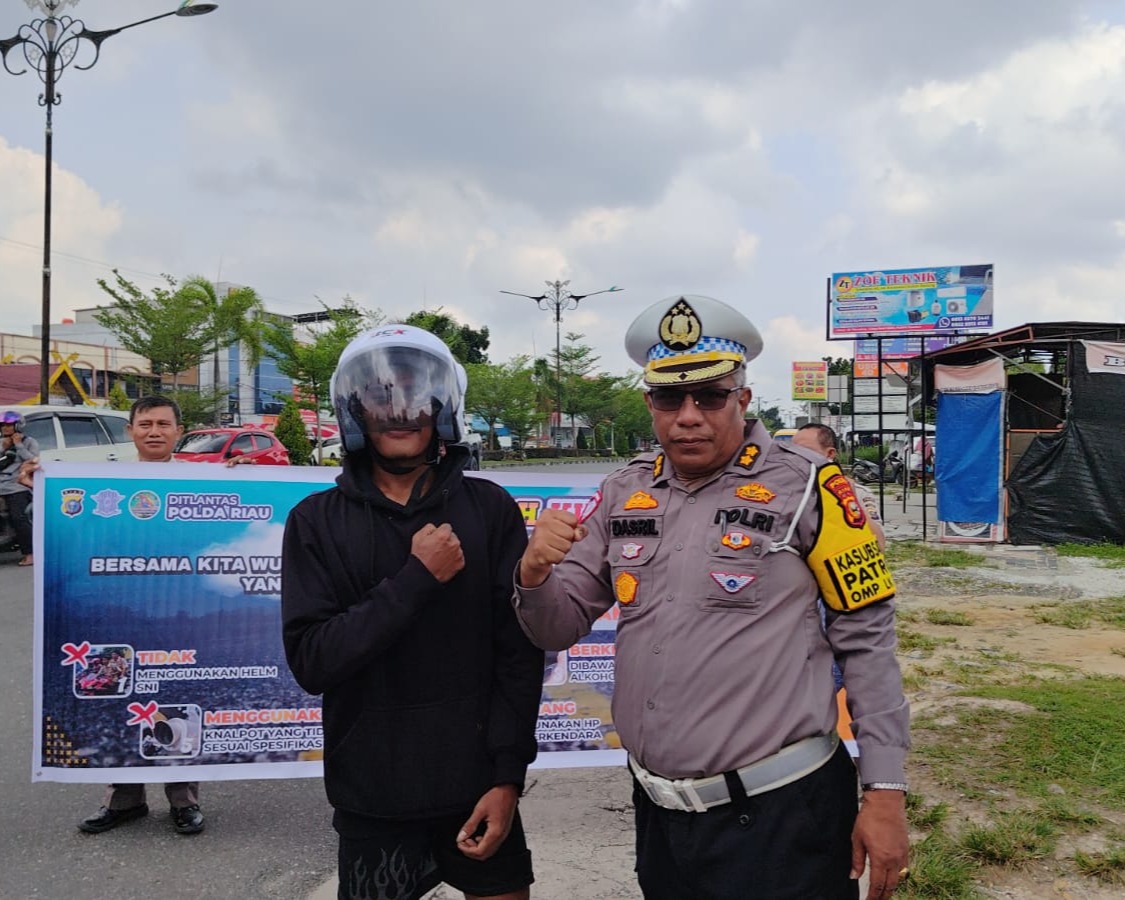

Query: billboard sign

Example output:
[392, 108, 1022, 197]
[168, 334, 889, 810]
[829, 264, 993, 338]
[792, 361, 828, 401]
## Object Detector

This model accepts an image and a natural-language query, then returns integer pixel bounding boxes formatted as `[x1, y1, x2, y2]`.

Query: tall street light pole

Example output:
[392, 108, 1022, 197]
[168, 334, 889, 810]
[500, 280, 622, 447]
[1, 0, 219, 403]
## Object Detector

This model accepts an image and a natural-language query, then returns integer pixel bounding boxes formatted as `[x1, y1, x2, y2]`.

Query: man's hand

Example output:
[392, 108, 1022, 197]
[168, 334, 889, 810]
[518, 508, 587, 587]
[17, 458, 39, 490]
[223, 455, 256, 467]
[11, 431, 22, 445]
[851, 789, 910, 898]
[410, 523, 464, 583]
[455, 784, 519, 861]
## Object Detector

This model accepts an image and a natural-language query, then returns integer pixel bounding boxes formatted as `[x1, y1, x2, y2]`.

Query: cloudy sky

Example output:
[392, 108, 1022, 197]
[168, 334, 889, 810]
[2, 0, 1124, 412]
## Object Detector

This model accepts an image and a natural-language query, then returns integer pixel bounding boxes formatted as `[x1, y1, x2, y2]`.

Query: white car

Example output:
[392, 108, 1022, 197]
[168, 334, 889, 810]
[0, 405, 134, 463]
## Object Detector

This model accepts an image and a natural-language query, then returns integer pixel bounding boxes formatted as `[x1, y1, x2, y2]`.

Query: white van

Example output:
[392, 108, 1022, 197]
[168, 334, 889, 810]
[0, 405, 134, 463]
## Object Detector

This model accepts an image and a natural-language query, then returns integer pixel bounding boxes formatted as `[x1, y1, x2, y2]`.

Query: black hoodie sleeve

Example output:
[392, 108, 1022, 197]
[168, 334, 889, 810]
[479, 484, 544, 789]
[280, 497, 445, 695]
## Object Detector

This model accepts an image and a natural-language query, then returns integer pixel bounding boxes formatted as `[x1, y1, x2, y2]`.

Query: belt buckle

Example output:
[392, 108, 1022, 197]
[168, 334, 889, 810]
[633, 762, 692, 812]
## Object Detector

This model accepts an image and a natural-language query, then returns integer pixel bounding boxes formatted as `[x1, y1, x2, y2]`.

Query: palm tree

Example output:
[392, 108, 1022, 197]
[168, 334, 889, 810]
[177, 277, 265, 423]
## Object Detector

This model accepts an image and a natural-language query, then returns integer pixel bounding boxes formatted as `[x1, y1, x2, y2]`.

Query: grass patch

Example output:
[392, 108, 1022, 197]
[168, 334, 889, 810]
[959, 811, 1056, 867]
[1035, 797, 1102, 829]
[960, 677, 1125, 806]
[906, 793, 950, 830]
[1075, 846, 1125, 884]
[1055, 542, 1125, 567]
[899, 830, 981, 899]
[897, 628, 956, 656]
[924, 609, 975, 627]
[1030, 597, 1125, 631]
[887, 541, 979, 569]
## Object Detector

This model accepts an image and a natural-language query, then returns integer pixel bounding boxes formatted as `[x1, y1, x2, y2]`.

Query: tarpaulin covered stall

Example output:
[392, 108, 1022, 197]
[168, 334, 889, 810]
[923, 323, 1125, 546]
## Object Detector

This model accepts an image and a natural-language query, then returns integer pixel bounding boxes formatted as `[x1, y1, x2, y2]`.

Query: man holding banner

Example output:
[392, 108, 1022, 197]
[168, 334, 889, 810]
[514, 295, 911, 899]
[281, 326, 543, 900]
[78, 396, 205, 836]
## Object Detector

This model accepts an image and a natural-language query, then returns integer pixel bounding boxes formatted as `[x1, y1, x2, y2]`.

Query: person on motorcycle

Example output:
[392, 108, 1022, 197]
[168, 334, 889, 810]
[0, 411, 40, 566]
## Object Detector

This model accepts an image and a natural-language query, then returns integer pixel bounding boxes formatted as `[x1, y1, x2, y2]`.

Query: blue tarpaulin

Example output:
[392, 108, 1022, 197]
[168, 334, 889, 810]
[935, 392, 1004, 524]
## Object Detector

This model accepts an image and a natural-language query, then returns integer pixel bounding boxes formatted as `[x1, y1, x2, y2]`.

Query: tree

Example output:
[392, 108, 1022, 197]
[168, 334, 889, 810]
[613, 386, 655, 453]
[107, 381, 131, 411]
[464, 357, 542, 452]
[275, 399, 312, 466]
[95, 270, 212, 389]
[555, 332, 600, 448]
[403, 309, 490, 364]
[262, 299, 377, 462]
[178, 276, 266, 425]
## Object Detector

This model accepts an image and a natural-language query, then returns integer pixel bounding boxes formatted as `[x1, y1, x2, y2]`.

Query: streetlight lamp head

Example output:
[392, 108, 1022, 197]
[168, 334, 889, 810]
[175, 2, 219, 16]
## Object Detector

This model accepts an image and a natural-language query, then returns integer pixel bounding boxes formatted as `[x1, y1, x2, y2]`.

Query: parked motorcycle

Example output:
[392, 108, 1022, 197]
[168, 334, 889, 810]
[852, 451, 904, 485]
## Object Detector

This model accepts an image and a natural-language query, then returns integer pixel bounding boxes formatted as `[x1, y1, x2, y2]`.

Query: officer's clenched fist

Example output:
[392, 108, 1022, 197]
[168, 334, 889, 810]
[411, 522, 464, 583]
[519, 508, 588, 588]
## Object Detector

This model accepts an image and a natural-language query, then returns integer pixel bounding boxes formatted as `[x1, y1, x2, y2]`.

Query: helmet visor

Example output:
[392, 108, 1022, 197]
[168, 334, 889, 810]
[334, 347, 457, 435]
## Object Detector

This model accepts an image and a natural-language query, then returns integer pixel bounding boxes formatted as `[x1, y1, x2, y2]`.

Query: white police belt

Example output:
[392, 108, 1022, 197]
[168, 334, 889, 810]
[629, 733, 839, 813]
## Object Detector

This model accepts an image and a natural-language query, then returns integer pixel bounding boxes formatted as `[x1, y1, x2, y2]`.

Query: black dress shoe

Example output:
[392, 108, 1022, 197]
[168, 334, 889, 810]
[78, 803, 149, 834]
[171, 804, 205, 835]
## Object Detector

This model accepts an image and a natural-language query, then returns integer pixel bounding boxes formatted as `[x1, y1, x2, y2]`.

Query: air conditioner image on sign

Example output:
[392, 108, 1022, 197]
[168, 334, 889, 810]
[945, 298, 967, 315]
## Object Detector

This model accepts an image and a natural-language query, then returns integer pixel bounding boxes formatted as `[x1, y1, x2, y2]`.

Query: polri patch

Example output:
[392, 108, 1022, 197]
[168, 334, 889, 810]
[710, 572, 756, 593]
[615, 571, 639, 605]
[822, 473, 866, 529]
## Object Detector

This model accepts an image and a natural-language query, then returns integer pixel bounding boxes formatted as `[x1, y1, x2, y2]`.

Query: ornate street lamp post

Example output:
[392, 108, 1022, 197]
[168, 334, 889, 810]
[500, 280, 622, 447]
[1, 0, 219, 402]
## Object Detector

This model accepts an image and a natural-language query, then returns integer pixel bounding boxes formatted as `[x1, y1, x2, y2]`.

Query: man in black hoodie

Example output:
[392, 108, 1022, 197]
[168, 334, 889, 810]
[281, 325, 543, 900]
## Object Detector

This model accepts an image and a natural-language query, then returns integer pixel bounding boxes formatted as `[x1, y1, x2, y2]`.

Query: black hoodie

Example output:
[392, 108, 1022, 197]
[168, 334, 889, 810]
[281, 445, 543, 820]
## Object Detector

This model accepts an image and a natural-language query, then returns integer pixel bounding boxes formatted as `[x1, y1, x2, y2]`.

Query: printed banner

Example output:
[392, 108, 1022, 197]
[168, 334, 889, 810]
[33, 465, 625, 782]
[933, 359, 1005, 394]
[791, 361, 828, 401]
[1081, 341, 1125, 375]
[829, 264, 993, 338]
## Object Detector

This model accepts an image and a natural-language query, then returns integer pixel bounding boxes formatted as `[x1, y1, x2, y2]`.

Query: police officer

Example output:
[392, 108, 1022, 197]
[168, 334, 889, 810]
[513, 295, 910, 899]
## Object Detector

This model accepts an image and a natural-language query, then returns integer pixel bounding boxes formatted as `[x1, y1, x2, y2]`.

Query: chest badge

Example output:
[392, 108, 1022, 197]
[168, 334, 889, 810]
[615, 572, 639, 605]
[721, 531, 753, 550]
[735, 482, 776, 504]
[624, 491, 659, 510]
[620, 542, 643, 560]
[710, 572, 757, 594]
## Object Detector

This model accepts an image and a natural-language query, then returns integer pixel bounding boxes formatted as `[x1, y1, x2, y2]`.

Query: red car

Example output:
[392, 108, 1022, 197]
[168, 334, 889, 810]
[173, 428, 291, 465]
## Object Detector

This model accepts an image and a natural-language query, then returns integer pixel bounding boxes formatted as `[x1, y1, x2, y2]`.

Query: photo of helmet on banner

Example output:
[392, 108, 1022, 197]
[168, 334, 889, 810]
[331, 325, 468, 455]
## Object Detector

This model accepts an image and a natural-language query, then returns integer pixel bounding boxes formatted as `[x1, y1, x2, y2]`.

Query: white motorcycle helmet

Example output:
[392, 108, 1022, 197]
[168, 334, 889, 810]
[331, 324, 468, 455]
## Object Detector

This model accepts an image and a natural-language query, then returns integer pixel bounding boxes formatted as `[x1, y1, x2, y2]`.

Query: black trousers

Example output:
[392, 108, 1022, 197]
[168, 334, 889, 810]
[633, 742, 859, 900]
[5, 490, 32, 556]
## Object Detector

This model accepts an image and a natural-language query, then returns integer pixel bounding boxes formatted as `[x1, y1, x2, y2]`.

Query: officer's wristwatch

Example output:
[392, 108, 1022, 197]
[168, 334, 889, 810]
[862, 782, 908, 792]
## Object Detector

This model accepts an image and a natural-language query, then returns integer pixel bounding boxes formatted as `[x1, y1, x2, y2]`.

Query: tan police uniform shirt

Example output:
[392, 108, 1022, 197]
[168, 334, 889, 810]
[514, 420, 909, 784]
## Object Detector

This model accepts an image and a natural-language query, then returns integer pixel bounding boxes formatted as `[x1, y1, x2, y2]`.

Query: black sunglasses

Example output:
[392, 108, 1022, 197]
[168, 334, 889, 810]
[647, 386, 742, 412]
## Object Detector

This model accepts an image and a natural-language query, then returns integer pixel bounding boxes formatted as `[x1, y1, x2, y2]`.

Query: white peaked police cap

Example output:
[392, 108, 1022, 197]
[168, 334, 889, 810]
[624, 294, 763, 386]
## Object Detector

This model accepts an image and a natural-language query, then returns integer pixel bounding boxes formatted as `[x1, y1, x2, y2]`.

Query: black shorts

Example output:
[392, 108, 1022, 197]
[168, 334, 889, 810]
[335, 808, 533, 900]
[633, 742, 859, 900]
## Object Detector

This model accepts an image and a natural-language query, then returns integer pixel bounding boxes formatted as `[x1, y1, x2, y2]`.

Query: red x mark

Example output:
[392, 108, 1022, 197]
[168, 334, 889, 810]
[61, 641, 91, 667]
[126, 702, 159, 728]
